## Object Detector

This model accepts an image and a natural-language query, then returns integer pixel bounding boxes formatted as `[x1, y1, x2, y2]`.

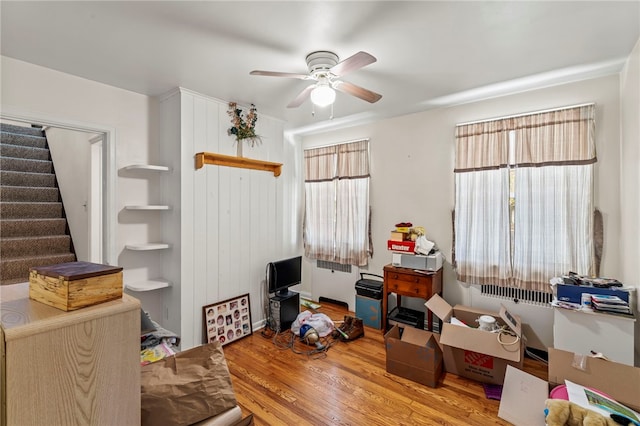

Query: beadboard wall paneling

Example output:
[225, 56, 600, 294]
[160, 88, 290, 349]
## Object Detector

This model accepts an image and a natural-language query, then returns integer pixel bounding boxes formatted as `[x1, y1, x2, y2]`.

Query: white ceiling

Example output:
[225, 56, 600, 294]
[1, 1, 639, 135]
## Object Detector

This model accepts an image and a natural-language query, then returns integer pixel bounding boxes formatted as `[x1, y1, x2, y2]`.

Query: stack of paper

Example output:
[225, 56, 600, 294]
[590, 294, 632, 315]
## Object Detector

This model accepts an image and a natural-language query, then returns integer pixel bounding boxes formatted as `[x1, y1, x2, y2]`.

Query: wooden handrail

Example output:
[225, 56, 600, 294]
[194, 152, 282, 177]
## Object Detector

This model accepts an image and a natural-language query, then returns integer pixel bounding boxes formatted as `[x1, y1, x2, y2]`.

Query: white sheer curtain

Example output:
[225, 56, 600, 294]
[454, 105, 596, 292]
[512, 166, 594, 291]
[511, 106, 596, 291]
[304, 140, 371, 266]
[455, 169, 511, 286]
[304, 146, 336, 261]
[454, 120, 512, 286]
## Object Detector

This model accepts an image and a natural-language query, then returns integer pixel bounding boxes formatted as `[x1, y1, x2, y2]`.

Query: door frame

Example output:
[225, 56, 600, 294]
[0, 107, 117, 266]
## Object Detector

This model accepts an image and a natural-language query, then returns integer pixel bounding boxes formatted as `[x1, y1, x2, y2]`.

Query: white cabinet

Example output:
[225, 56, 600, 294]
[0, 283, 141, 425]
[120, 164, 172, 292]
[553, 307, 635, 366]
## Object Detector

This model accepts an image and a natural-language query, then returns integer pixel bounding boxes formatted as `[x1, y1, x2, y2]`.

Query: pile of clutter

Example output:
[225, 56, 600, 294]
[387, 221, 443, 271]
[549, 272, 634, 315]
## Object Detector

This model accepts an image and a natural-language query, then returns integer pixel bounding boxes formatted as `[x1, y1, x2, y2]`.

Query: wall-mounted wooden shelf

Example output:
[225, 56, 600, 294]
[195, 152, 282, 177]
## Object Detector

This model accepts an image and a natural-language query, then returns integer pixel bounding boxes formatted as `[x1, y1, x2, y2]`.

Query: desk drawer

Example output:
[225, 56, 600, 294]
[386, 275, 429, 297]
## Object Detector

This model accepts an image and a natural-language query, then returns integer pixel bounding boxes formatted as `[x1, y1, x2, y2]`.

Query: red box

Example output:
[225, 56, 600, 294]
[387, 240, 416, 252]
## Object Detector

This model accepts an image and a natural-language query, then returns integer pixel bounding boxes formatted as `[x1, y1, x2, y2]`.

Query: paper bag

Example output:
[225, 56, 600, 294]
[141, 342, 238, 426]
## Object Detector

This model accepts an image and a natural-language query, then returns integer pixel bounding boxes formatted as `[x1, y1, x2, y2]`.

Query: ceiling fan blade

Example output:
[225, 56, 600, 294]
[287, 85, 315, 108]
[334, 81, 382, 104]
[330, 51, 376, 77]
[250, 70, 309, 79]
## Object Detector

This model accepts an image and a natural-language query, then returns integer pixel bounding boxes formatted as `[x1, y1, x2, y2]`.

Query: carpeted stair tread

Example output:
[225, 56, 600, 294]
[0, 186, 60, 202]
[1, 235, 71, 256]
[1, 202, 63, 219]
[0, 218, 67, 237]
[0, 132, 47, 149]
[0, 123, 44, 137]
[0, 122, 76, 286]
[0, 170, 56, 187]
[1, 143, 50, 161]
[1, 253, 77, 285]
[1, 156, 52, 174]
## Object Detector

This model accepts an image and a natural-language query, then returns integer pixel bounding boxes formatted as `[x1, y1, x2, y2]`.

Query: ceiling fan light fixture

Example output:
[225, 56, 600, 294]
[310, 84, 336, 107]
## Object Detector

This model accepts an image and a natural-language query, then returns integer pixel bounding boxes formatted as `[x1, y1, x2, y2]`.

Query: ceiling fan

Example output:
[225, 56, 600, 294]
[250, 50, 382, 108]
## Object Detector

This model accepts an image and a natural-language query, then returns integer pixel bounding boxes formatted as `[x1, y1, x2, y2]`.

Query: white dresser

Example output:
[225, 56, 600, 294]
[553, 307, 635, 366]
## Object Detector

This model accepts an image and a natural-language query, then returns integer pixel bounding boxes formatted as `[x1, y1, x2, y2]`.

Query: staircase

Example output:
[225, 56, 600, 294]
[0, 123, 76, 285]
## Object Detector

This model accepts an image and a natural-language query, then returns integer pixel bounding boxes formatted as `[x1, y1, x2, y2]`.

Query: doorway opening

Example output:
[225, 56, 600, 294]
[0, 111, 116, 266]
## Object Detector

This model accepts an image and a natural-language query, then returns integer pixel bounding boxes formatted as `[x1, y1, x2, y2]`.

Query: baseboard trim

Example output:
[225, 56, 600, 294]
[318, 296, 349, 309]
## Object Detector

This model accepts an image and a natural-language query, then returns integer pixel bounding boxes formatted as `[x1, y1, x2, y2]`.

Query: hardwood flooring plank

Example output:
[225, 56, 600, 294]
[222, 301, 548, 425]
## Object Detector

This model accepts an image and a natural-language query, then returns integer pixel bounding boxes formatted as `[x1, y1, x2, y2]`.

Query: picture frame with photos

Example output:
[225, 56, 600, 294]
[203, 293, 252, 346]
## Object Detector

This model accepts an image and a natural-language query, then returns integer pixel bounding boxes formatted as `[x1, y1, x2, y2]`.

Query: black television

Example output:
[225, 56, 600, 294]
[268, 256, 302, 296]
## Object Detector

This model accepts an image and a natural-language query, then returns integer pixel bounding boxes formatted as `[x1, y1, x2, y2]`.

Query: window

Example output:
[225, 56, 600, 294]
[303, 140, 371, 266]
[454, 104, 596, 293]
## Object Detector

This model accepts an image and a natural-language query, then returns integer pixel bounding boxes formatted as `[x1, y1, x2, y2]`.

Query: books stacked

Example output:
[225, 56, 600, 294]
[591, 294, 632, 315]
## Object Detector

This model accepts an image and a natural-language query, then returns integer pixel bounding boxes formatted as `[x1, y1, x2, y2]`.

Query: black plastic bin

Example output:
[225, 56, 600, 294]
[388, 306, 425, 330]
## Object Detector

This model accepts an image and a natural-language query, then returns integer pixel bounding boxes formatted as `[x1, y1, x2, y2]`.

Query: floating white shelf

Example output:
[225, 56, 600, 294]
[125, 279, 172, 292]
[124, 243, 170, 251]
[124, 205, 171, 210]
[122, 164, 170, 172]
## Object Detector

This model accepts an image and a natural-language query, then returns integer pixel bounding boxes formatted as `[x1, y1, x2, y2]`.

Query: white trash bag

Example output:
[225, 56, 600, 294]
[291, 311, 335, 337]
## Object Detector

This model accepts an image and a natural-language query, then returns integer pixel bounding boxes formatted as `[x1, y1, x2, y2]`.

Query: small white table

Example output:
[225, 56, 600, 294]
[553, 306, 635, 366]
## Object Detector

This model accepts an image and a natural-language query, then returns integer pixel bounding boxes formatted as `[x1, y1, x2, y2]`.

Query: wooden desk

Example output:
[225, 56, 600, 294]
[383, 264, 443, 331]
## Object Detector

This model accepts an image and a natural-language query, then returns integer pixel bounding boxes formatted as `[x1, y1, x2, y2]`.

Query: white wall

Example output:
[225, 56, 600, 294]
[1, 55, 164, 321]
[46, 127, 94, 262]
[302, 74, 624, 351]
[619, 37, 640, 365]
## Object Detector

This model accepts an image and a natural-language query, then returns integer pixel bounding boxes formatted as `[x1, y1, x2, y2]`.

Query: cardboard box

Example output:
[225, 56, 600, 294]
[425, 294, 523, 385]
[548, 348, 640, 412]
[29, 261, 123, 311]
[355, 295, 382, 329]
[498, 348, 640, 425]
[387, 240, 415, 253]
[393, 252, 444, 271]
[384, 325, 443, 388]
[395, 226, 411, 233]
[555, 283, 632, 305]
[390, 231, 408, 241]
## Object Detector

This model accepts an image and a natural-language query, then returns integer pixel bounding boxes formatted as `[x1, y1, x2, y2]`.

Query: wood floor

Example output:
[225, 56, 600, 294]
[222, 301, 547, 426]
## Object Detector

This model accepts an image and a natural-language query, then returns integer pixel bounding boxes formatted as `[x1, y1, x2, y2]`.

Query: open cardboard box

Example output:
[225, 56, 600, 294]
[425, 294, 524, 385]
[498, 348, 640, 425]
[384, 324, 443, 388]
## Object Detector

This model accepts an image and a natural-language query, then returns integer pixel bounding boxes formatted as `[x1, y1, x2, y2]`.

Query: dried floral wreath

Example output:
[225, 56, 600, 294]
[227, 102, 261, 147]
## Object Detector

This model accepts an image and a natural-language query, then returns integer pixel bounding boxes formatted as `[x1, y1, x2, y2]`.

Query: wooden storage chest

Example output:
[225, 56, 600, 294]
[29, 261, 123, 311]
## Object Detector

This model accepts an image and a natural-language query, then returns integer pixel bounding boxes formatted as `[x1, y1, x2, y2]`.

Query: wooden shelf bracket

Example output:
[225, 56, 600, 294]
[195, 152, 282, 177]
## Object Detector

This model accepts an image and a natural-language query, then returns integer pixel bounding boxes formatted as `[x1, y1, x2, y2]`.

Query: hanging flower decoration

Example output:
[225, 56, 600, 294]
[227, 102, 261, 147]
